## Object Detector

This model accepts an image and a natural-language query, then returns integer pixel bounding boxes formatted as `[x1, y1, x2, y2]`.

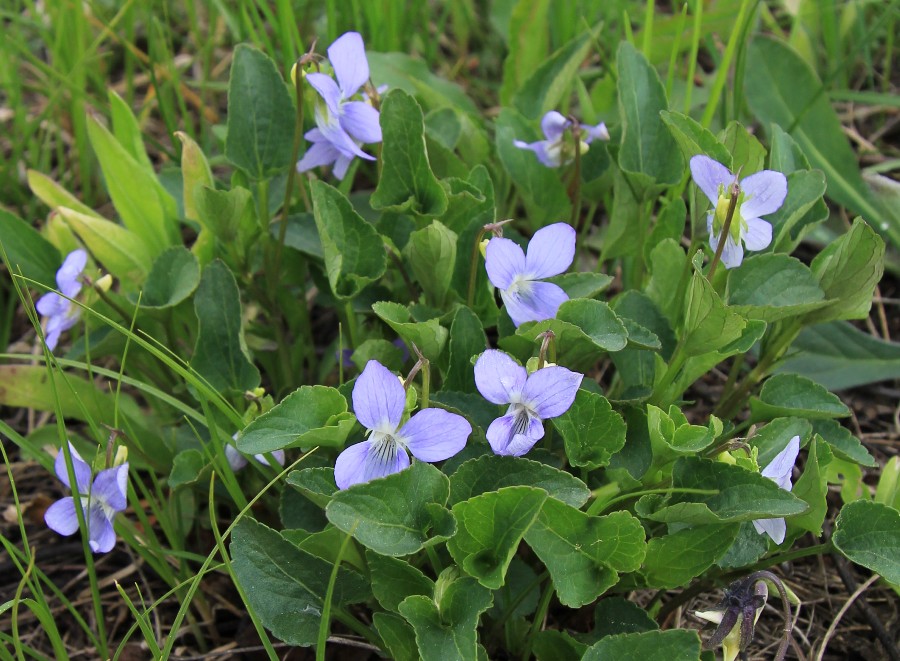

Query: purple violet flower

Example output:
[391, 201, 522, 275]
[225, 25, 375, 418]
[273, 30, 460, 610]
[474, 350, 582, 456]
[485, 222, 575, 327]
[297, 32, 382, 180]
[44, 442, 128, 553]
[36, 249, 87, 351]
[514, 110, 609, 167]
[334, 360, 471, 489]
[225, 433, 286, 471]
[752, 435, 800, 545]
[690, 155, 788, 269]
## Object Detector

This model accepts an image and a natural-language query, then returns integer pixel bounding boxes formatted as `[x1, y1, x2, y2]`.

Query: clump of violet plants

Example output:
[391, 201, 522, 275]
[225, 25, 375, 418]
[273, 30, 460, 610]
[2, 18, 898, 661]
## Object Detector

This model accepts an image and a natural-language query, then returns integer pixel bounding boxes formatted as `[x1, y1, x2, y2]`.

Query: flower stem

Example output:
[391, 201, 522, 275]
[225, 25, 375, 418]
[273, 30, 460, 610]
[569, 125, 583, 232]
[706, 182, 740, 281]
[466, 226, 489, 308]
[317, 531, 355, 661]
[522, 578, 555, 661]
[586, 486, 719, 516]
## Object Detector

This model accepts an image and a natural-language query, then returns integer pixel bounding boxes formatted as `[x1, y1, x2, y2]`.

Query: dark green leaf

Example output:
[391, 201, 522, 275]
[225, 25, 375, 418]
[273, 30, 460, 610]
[191, 260, 260, 393]
[167, 449, 207, 489]
[230, 518, 369, 646]
[444, 306, 487, 393]
[368, 550, 434, 613]
[398, 576, 493, 661]
[547, 272, 614, 300]
[749, 373, 849, 422]
[616, 42, 683, 186]
[373, 612, 420, 661]
[514, 31, 594, 119]
[590, 597, 658, 641]
[405, 221, 457, 307]
[583, 629, 701, 661]
[524, 501, 646, 607]
[238, 385, 354, 453]
[0, 210, 61, 288]
[725, 254, 826, 322]
[137, 246, 200, 309]
[372, 301, 448, 363]
[225, 45, 294, 179]
[286, 467, 338, 508]
[791, 437, 832, 536]
[833, 500, 900, 584]
[555, 390, 627, 469]
[811, 419, 876, 467]
[682, 271, 747, 356]
[641, 524, 739, 588]
[311, 180, 387, 300]
[660, 110, 731, 166]
[449, 455, 590, 508]
[448, 486, 547, 589]
[371, 89, 448, 216]
[326, 462, 455, 556]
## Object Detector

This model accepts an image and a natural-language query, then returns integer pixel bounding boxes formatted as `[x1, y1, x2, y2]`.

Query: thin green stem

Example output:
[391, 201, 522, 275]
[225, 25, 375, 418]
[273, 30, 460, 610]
[649, 338, 687, 406]
[466, 227, 489, 307]
[317, 532, 355, 661]
[522, 578, 555, 661]
[587, 487, 719, 516]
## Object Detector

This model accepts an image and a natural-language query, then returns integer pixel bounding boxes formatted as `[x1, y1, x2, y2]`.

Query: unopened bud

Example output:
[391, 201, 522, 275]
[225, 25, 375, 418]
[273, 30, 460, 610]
[113, 445, 128, 467]
[95, 274, 113, 292]
[479, 238, 490, 259]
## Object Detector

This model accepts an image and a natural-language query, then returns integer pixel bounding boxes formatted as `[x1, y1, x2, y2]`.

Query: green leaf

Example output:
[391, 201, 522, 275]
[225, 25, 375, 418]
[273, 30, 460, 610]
[351, 339, 406, 373]
[745, 37, 890, 233]
[0, 210, 61, 288]
[498, 0, 551, 105]
[444, 306, 487, 393]
[286, 467, 338, 509]
[514, 30, 594, 119]
[449, 455, 590, 508]
[554, 390, 627, 469]
[660, 110, 731, 166]
[108, 89, 154, 172]
[373, 612, 420, 661]
[748, 417, 812, 467]
[238, 386, 353, 453]
[136, 246, 200, 309]
[447, 486, 547, 589]
[533, 630, 589, 660]
[27, 169, 102, 219]
[749, 373, 849, 423]
[681, 271, 746, 356]
[833, 500, 900, 584]
[326, 462, 455, 556]
[225, 45, 294, 179]
[547, 272, 614, 300]
[638, 457, 808, 525]
[641, 524, 739, 588]
[725, 253, 826, 321]
[811, 419, 876, 468]
[194, 185, 256, 245]
[311, 180, 387, 300]
[583, 630, 701, 661]
[367, 550, 434, 613]
[768, 169, 829, 253]
[87, 115, 178, 257]
[495, 109, 571, 226]
[230, 518, 369, 646]
[616, 42, 683, 186]
[802, 219, 885, 324]
[777, 321, 900, 392]
[175, 131, 214, 226]
[398, 576, 492, 661]
[524, 501, 646, 607]
[720, 121, 765, 175]
[372, 301, 448, 363]
[57, 207, 153, 285]
[191, 260, 260, 393]
[404, 221, 457, 307]
[168, 450, 208, 490]
[791, 437, 832, 536]
[590, 598, 658, 641]
[371, 89, 448, 216]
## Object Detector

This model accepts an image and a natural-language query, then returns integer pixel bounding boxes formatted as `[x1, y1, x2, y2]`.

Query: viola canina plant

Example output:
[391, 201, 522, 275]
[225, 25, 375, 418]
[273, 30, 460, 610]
[36, 248, 87, 351]
[334, 360, 471, 488]
[690, 154, 788, 269]
[485, 222, 576, 326]
[514, 110, 609, 167]
[296, 31, 382, 179]
[3, 12, 897, 661]
[44, 443, 129, 553]
[475, 349, 582, 456]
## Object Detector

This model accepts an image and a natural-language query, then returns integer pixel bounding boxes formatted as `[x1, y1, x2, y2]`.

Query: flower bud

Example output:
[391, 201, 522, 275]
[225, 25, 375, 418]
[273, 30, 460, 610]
[95, 274, 113, 292]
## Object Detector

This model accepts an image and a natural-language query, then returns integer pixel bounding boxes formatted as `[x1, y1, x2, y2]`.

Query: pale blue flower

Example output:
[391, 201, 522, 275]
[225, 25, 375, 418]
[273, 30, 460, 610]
[297, 32, 382, 180]
[44, 442, 128, 553]
[36, 249, 87, 351]
[334, 360, 471, 489]
[514, 111, 609, 167]
[485, 223, 575, 327]
[474, 350, 582, 456]
[752, 435, 800, 544]
[690, 155, 787, 269]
